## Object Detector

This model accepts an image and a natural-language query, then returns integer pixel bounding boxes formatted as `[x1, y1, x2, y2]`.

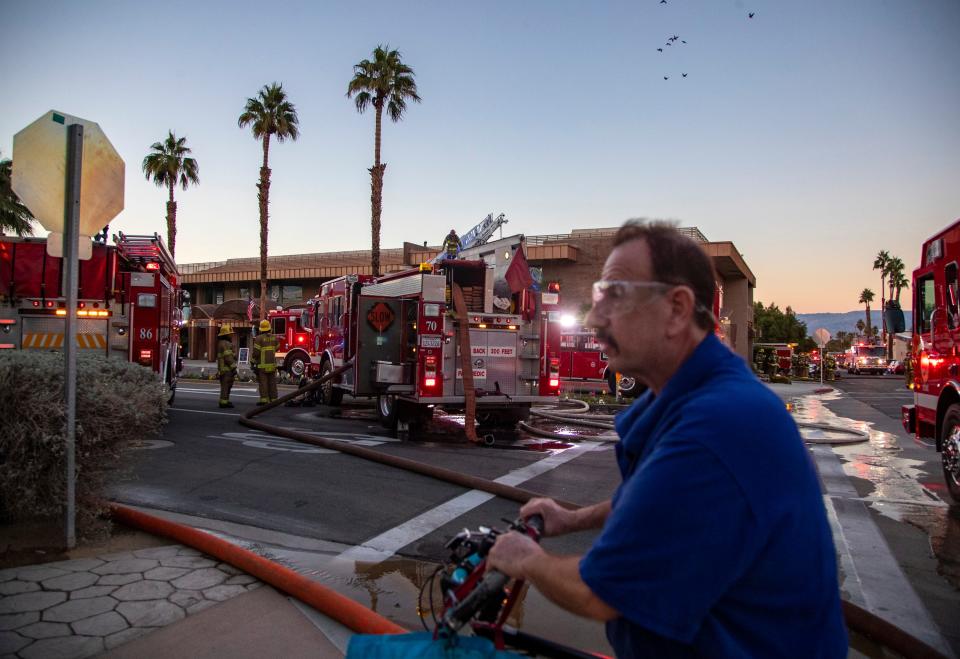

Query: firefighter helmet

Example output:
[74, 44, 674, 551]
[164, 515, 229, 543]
[218, 324, 233, 337]
[259, 320, 271, 332]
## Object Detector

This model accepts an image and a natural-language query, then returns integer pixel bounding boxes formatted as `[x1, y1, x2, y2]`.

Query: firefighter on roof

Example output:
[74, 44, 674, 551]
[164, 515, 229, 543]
[252, 319, 279, 405]
[216, 325, 237, 408]
[442, 229, 462, 259]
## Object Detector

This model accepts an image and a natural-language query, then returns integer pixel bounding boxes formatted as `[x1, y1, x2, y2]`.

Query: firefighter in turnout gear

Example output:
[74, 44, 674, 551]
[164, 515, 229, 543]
[252, 319, 279, 405]
[442, 229, 462, 259]
[216, 325, 237, 408]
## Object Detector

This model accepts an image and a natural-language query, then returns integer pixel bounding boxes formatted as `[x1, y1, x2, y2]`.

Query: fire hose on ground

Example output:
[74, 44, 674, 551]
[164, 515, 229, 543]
[234, 363, 938, 657]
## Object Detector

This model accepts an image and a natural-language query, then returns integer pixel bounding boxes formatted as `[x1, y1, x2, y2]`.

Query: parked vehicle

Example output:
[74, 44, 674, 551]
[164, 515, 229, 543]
[847, 344, 888, 375]
[886, 360, 905, 375]
[0, 233, 183, 401]
[901, 218, 960, 501]
[268, 235, 561, 433]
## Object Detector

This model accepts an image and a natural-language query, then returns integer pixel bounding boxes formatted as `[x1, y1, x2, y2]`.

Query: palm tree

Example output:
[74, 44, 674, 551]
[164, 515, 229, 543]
[238, 83, 300, 321]
[347, 45, 421, 276]
[891, 270, 909, 304]
[141, 132, 199, 259]
[0, 159, 35, 236]
[859, 288, 875, 338]
[886, 256, 905, 302]
[856, 319, 865, 337]
[872, 250, 889, 338]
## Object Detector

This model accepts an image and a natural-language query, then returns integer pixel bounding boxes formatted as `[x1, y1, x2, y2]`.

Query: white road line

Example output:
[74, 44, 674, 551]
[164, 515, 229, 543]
[335, 441, 599, 565]
[170, 408, 241, 417]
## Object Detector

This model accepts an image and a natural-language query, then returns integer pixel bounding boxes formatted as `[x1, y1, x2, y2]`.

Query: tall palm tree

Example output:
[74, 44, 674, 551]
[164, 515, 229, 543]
[859, 288, 875, 338]
[347, 45, 421, 276]
[238, 83, 300, 320]
[886, 256, 905, 301]
[141, 132, 199, 259]
[0, 159, 35, 236]
[891, 271, 909, 304]
[872, 250, 889, 338]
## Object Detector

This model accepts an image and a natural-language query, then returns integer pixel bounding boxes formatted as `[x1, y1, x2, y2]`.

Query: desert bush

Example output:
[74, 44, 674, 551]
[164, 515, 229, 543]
[0, 351, 166, 539]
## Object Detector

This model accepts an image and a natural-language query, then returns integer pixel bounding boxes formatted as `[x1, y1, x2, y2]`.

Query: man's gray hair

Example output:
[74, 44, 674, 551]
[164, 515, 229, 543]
[613, 220, 717, 330]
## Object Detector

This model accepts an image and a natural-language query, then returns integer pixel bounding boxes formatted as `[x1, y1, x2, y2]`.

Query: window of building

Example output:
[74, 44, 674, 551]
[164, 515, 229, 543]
[213, 286, 224, 305]
[283, 285, 302, 304]
[271, 317, 286, 335]
[239, 287, 250, 299]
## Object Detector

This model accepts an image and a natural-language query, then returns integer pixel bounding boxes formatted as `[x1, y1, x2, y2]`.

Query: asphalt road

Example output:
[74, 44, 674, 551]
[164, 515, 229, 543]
[110, 377, 960, 655]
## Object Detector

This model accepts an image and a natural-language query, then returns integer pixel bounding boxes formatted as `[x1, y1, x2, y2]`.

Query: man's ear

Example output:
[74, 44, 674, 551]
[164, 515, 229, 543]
[664, 286, 696, 337]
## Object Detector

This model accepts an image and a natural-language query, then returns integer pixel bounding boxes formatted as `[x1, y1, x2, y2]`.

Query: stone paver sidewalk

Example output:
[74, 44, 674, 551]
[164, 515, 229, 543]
[0, 544, 260, 658]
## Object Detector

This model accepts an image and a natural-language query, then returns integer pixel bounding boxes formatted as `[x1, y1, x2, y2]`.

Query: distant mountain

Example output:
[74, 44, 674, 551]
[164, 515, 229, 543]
[795, 310, 912, 338]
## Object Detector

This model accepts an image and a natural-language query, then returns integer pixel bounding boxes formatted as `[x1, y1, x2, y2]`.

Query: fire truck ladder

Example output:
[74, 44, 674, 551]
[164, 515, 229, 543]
[114, 233, 179, 277]
[430, 213, 508, 265]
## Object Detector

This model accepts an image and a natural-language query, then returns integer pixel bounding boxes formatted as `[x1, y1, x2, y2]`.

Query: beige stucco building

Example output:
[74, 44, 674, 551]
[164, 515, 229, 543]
[179, 226, 755, 362]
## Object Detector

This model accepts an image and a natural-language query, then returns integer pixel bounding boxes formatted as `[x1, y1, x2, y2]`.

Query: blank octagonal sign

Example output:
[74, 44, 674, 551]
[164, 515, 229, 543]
[12, 110, 125, 236]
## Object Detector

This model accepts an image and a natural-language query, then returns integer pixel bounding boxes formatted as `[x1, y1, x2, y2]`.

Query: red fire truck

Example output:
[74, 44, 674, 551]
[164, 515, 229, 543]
[268, 236, 561, 432]
[0, 233, 183, 401]
[901, 218, 960, 501]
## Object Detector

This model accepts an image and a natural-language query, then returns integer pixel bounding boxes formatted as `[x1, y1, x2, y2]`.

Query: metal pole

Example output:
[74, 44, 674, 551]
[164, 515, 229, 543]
[63, 123, 83, 549]
[820, 347, 824, 385]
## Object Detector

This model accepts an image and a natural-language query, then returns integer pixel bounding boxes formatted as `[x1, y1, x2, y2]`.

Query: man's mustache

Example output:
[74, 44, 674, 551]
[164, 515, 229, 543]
[596, 331, 619, 353]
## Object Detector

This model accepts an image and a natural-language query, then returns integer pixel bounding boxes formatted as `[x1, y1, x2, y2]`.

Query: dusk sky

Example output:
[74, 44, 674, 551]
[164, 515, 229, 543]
[2, 0, 958, 313]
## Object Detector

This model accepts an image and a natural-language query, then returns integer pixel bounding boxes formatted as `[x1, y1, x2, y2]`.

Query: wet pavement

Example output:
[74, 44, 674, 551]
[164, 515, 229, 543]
[772, 383, 960, 656]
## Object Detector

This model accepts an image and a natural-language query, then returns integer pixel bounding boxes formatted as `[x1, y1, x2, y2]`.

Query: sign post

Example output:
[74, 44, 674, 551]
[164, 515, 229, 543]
[814, 328, 831, 386]
[62, 124, 83, 548]
[12, 110, 124, 549]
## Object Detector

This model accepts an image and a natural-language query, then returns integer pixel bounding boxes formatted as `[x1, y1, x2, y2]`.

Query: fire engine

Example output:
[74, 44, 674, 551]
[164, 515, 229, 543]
[269, 232, 561, 433]
[0, 233, 183, 401]
[901, 218, 960, 501]
[847, 343, 888, 375]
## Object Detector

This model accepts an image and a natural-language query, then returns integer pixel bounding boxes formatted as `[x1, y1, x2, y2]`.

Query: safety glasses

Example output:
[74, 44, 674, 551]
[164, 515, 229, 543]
[590, 280, 673, 316]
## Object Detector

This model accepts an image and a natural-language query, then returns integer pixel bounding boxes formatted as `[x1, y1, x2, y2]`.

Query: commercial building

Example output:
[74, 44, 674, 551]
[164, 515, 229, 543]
[179, 226, 755, 361]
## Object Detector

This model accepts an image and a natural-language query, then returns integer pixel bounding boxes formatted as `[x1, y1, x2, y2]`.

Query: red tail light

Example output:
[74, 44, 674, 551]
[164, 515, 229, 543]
[549, 378, 560, 388]
[145, 262, 160, 271]
[297, 334, 306, 344]
[423, 355, 439, 389]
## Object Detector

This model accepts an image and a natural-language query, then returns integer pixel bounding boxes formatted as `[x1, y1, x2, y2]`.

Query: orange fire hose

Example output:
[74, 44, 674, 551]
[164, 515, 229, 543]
[109, 503, 406, 635]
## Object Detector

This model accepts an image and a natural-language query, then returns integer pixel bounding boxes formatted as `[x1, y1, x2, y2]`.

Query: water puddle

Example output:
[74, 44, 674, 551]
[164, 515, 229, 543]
[791, 390, 960, 589]
[201, 527, 611, 654]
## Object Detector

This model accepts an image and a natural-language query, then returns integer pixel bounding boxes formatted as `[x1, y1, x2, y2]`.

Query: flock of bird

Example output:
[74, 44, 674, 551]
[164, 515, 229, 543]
[657, 1, 755, 81]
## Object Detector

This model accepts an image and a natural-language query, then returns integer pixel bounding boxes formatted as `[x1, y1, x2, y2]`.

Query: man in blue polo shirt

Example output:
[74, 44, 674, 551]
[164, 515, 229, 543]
[488, 221, 847, 658]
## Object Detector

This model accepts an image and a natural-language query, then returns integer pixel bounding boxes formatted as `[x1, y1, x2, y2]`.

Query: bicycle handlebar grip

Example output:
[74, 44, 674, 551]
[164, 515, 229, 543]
[526, 514, 544, 536]
[444, 570, 510, 630]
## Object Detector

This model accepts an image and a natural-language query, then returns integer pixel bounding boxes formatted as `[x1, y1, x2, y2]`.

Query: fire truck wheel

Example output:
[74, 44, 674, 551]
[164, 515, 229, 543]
[377, 395, 399, 430]
[319, 360, 343, 407]
[285, 354, 308, 378]
[940, 404, 960, 502]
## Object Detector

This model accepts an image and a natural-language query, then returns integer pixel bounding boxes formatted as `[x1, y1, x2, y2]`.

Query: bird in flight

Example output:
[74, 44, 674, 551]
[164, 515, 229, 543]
[666, 41, 672, 46]
[682, 73, 688, 77]
[660, 0, 667, 4]
[657, 47, 663, 52]
[664, 76, 669, 80]
[672, 34, 679, 40]
[748, 12, 755, 18]
[681, 40, 687, 43]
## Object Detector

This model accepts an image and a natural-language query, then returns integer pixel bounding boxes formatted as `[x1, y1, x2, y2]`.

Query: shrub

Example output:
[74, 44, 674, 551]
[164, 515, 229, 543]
[0, 351, 166, 540]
